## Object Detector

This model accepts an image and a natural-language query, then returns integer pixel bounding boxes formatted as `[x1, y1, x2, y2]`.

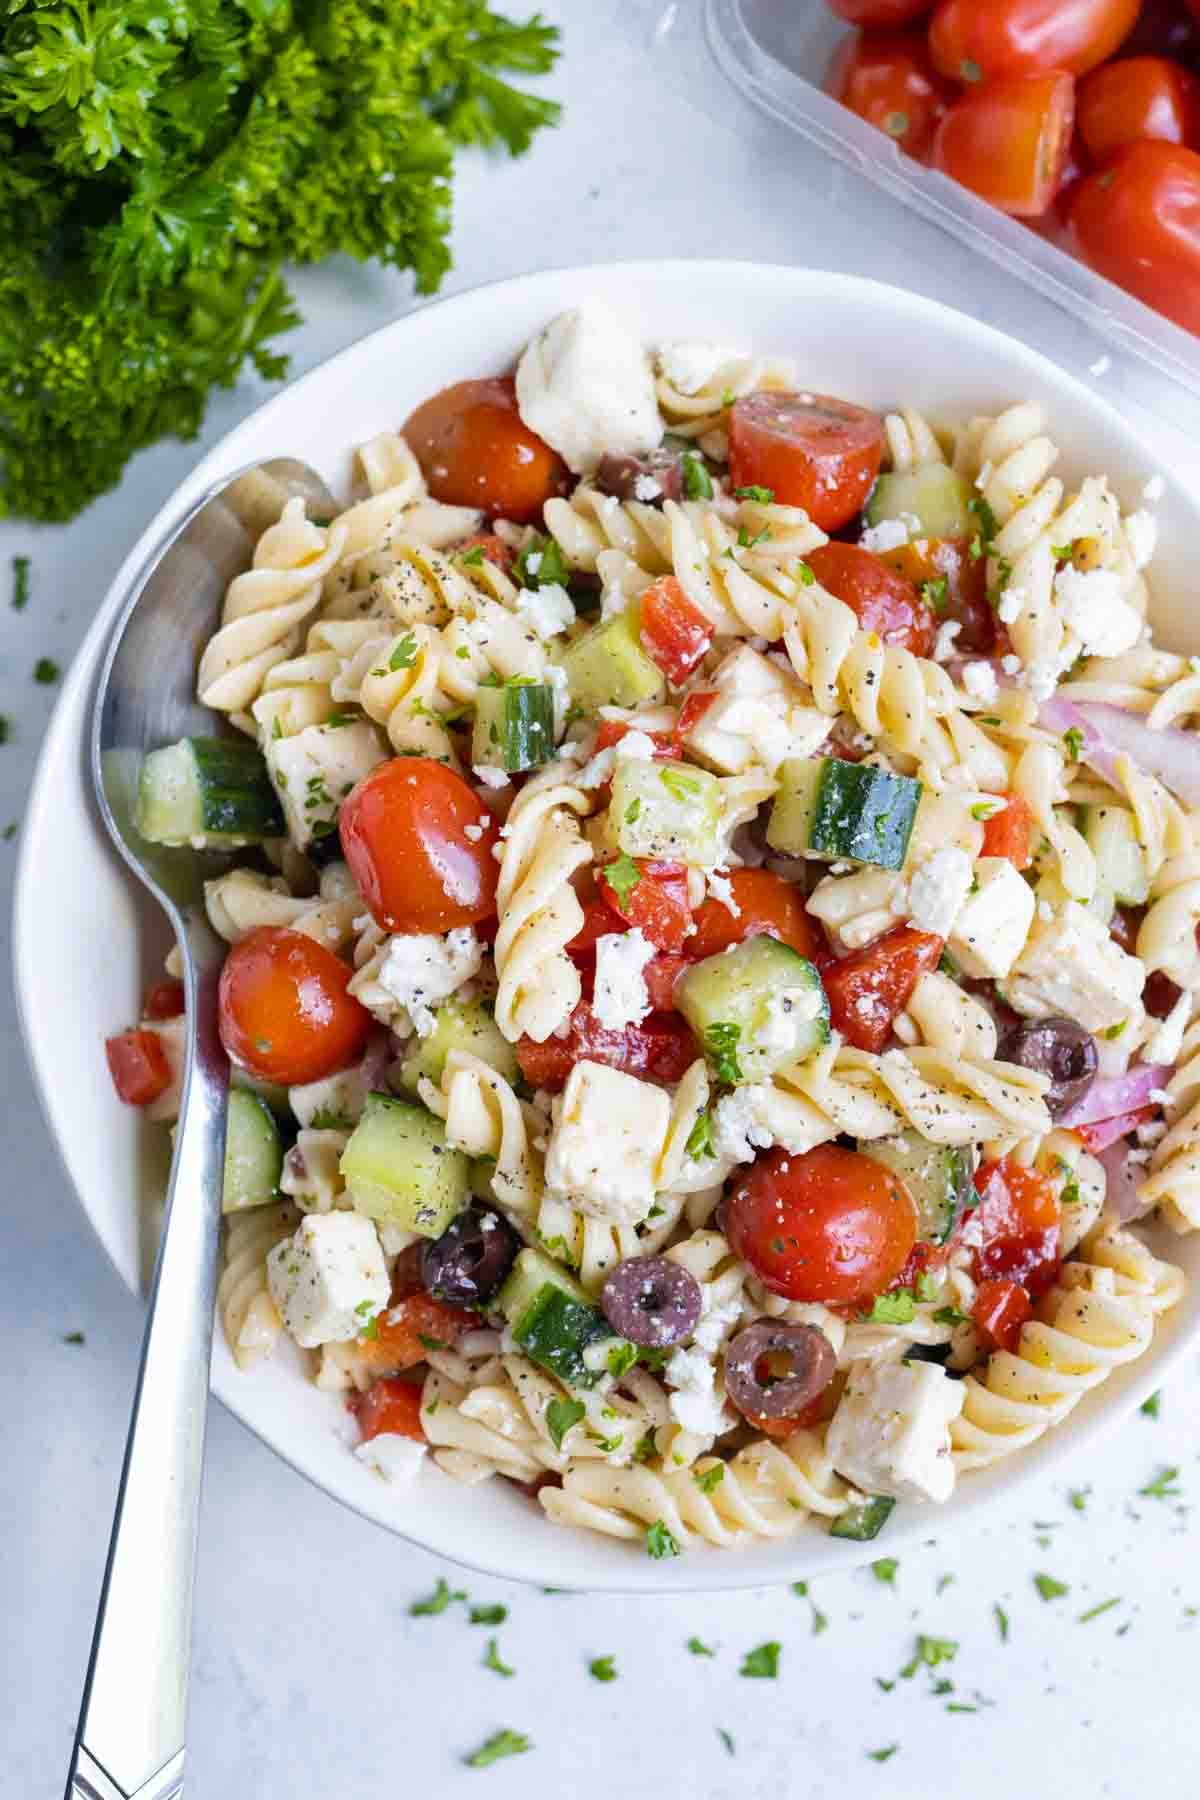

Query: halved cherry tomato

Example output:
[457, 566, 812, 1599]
[457, 532, 516, 572]
[825, 29, 952, 161]
[340, 757, 499, 935]
[878, 535, 995, 652]
[218, 927, 372, 1085]
[598, 858, 693, 951]
[349, 1377, 425, 1444]
[351, 1292, 478, 1375]
[142, 978, 185, 1021]
[829, 0, 933, 23]
[686, 868, 819, 961]
[402, 375, 566, 524]
[515, 1003, 698, 1091]
[804, 541, 936, 655]
[592, 719, 679, 758]
[726, 1143, 919, 1304]
[568, 895, 617, 956]
[643, 952, 690, 1011]
[1068, 140, 1200, 334]
[934, 72, 1076, 217]
[981, 793, 1034, 868]
[638, 575, 714, 686]
[821, 925, 945, 1053]
[972, 1277, 1033, 1352]
[728, 393, 884, 532]
[1078, 55, 1200, 160]
[929, 0, 1139, 83]
[105, 1028, 171, 1107]
[973, 1157, 1061, 1296]
[1126, 0, 1200, 59]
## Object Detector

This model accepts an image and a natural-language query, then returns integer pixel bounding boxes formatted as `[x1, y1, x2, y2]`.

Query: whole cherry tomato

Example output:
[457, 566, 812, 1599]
[973, 1157, 1062, 1296]
[349, 1378, 425, 1444]
[638, 575, 714, 685]
[1068, 140, 1200, 332]
[686, 868, 819, 962]
[218, 927, 372, 1085]
[828, 0, 934, 24]
[340, 757, 500, 935]
[878, 535, 995, 651]
[1123, 0, 1200, 61]
[804, 541, 937, 656]
[980, 793, 1034, 867]
[727, 393, 884, 532]
[726, 1143, 919, 1305]
[825, 29, 952, 160]
[934, 72, 1076, 217]
[1077, 55, 1200, 158]
[402, 375, 566, 523]
[821, 925, 945, 1052]
[929, 0, 1139, 83]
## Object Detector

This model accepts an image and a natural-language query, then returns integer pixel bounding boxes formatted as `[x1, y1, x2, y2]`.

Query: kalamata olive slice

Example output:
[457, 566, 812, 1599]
[595, 449, 683, 507]
[421, 1206, 519, 1309]
[600, 1255, 702, 1348]
[723, 1321, 837, 1421]
[997, 1016, 1098, 1118]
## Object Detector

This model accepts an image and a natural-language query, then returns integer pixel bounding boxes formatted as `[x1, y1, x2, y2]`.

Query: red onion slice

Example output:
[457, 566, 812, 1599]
[1098, 1140, 1149, 1223]
[1040, 696, 1200, 808]
[1059, 1064, 1172, 1129]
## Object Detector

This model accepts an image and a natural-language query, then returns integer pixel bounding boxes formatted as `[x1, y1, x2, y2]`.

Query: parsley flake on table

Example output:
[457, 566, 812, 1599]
[1079, 1597, 1122, 1624]
[901, 1635, 958, 1678]
[1069, 1486, 1090, 1512]
[469, 1604, 507, 1627]
[34, 657, 60, 685]
[687, 1637, 715, 1657]
[871, 1558, 899, 1584]
[1140, 1391, 1162, 1419]
[62, 1331, 86, 1346]
[12, 556, 30, 611]
[588, 1656, 617, 1682]
[645, 1520, 680, 1560]
[740, 1641, 781, 1679]
[1140, 1466, 1183, 1500]
[1034, 1573, 1070, 1602]
[464, 1729, 532, 1769]
[483, 1638, 514, 1677]
[993, 1603, 1009, 1643]
[868, 1745, 899, 1763]
[410, 1576, 466, 1616]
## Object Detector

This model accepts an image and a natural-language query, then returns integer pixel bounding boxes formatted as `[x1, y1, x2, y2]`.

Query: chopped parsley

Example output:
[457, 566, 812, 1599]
[624, 797, 642, 824]
[1139, 1466, 1182, 1501]
[921, 576, 948, 613]
[601, 853, 641, 909]
[901, 1635, 958, 1677]
[967, 493, 998, 548]
[588, 1655, 617, 1682]
[933, 1305, 969, 1327]
[868, 1746, 899, 1764]
[687, 1636, 715, 1657]
[464, 1729, 531, 1768]
[993, 1604, 1009, 1643]
[515, 533, 569, 590]
[1034, 1573, 1069, 1602]
[0, 718, 9, 745]
[605, 1342, 638, 1379]
[1051, 542, 1074, 562]
[720, 387, 736, 408]
[871, 1558, 899, 1585]
[1063, 726, 1084, 763]
[410, 1576, 465, 1616]
[681, 451, 713, 502]
[483, 1638, 514, 1677]
[1140, 1391, 1162, 1420]
[645, 1520, 680, 1559]
[733, 484, 774, 504]
[685, 1108, 716, 1161]
[703, 1021, 742, 1084]
[469, 1603, 507, 1626]
[1068, 1487, 1090, 1513]
[632, 1429, 657, 1464]
[545, 1397, 585, 1450]
[33, 657, 60, 685]
[1079, 1597, 1122, 1624]
[12, 555, 30, 611]
[659, 765, 702, 803]
[797, 561, 816, 587]
[388, 633, 418, 671]
[716, 1728, 736, 1757]
[460, 544, 486, 566]
[740, 1641, 781, 1679]
[62, 1330, 86, 1346]
[862, 1289, 916, 1325]
[694, 1463, 724, 1495]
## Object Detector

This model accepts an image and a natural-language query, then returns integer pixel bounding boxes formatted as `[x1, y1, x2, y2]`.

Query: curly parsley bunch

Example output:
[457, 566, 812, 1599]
[0, 0, 560, 520]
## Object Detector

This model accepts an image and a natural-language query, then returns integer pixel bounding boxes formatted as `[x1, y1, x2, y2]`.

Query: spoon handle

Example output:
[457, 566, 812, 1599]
[65, 916, 229, 1800]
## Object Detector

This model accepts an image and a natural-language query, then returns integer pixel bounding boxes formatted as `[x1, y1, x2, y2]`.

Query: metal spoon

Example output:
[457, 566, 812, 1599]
[69, 458, 338, 1800]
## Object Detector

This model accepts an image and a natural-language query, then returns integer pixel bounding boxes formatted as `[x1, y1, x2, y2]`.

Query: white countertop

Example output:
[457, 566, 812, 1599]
[3, 5, 1199, 1795]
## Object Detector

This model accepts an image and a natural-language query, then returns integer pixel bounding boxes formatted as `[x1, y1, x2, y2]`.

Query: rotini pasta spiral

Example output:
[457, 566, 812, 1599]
[204, 862, 362, 953]
[882, 407, 946, 474]
[217, 1203, 299, 1371]
[493, 764, 594, 1043]
[653, 345, 795, 458]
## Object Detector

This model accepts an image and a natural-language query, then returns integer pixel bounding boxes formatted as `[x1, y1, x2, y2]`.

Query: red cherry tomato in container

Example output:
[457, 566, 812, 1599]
[687, 868, 818, 962]
[804, 542, 937, 656]
[341, 757, 499, 935]
[1069, 141, 1200, 334]
[726, 1143, 918, 1305]
[934, 72, 1076, 217]
[929, 0, 1139, 83]
[1077, 55, 1200, 159]
[638, 575, 714, 685]
[727, 392, 884, 532]
[821, 925, 945, 1053]
[105, 1028, 172, 1107]
[349, 1378, 425, 1444]
[973, 1157, 1062, 1296]
[825, 29, 952, 161]
[402, 375, 566, 523]
[828, 0, 934, 25]
[218, 927, 372, 1085]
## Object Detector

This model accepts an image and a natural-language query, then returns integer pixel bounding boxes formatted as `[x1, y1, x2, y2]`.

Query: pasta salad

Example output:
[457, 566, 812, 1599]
[106, 303, 1192, 1554]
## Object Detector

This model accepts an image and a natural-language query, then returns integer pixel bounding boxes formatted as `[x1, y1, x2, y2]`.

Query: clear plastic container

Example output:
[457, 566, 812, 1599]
[651, 0, 1200, 438]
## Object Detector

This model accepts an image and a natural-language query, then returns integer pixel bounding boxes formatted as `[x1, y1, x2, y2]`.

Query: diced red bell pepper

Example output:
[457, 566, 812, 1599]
[359, 1293, 478, 1371]
[458, 532, 515, 572]
[981, 793, 1034, 870]
[515, 1002, 698, 1091]
[973, 1157, 1061, 1297]
[593, 719, 678, 758]
[142, 978, 185, 1020]
[820, 926, 944, 1053]
[598, 858, 693, 951]
[972, 1278, 1033, 1353]
[105, 1028, 171, 1107]
[638, 574, 715, 685]
[348, 1377, 426, 1444]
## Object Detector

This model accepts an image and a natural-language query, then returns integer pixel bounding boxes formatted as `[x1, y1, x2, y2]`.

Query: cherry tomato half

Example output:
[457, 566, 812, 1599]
[828, 0, 934, 25]
[402, 376, 566, 523]
[973, 1157, 1062, 1296]
[340, 757, 500, 935]
[349, 1377, 425, 1444]
[972, 1277, 1033, 1352]
[514, 1004, 697, 1091]
[821, 925, 945, 1053]
[726, 1143, 919, 1305]
[218, 927, 372, 1085]
[351, 1293, 478, 1376]
[638, 575, 714, 686]
[1069, 140, 1200, 332]
[981, 793, 1034, 868]
[934, 71, 1076, 217]
[929, 0, 1139, 83]
[687, 869, 819, 962]
[825, 29, 952, 161]
[804, 541, 937, 656]
[598, 858, 693, 952]
[1078, 55, 1200, 159]
[105, 1028, 171, 1107]
[728, 392, 884, 532]
[878, 534, 995, 652]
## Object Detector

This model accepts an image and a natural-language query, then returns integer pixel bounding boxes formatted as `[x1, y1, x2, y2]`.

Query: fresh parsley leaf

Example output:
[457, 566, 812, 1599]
[1069, 1487, 1090, 1512]
[693, 1463, 724, 1494]
[1051, 542, 1074, 562]
[601, 854, 642, 909]
[1079, 1597, 1122, 1624]
[684, 1108, 716, 1160]
[871, 1558, 899, 1585]
[11, 556, 30, 611]
[33, 657, 60, 685]
[740, 1641, 781, 1679]
[470, 1604, 507, 1626]
[993, 1604, 1009, 1643]
[1141, 1391, 1162, 1419]
[645, 1520, 680, 1560]
[1063, 726, 1084, 763]
[1140, 1466, 1182, 1500]
[907, 1635, 958, 1673]
[703, 1021, 742, 1084]
[389, 634, 418, 671]
[681, 451, 713, 502]
[410, 1576, 465, 1616]
[588, 1655, 617, 1682]
[515, 533, 569, 590]
[687, 1636, 715, 1656]
[464, 1729, 531, 1768]
[545, 1397, 585, 1450]
[868, 1746, 898, 1764]
[483, 1637, 514, 1677]
[733, 484, 774, 504]
[1034, 1573, 1069, 1601]
[624, 797, 641, 824]
[632, 1429, 657, 1464]
[417, 1332, 446, 1351]
[862, 1289, 916, 1325]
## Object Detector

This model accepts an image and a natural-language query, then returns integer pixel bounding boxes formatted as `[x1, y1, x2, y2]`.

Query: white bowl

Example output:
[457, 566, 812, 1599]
[15, 260, 1200, 1592]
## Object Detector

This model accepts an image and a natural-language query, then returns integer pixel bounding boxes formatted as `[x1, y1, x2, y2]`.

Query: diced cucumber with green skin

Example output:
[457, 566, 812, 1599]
[398, 998, 519, 1093]
[866, 466, 973, 541]
[767, 757, 921, 871]
[558, 607, 666, 713]
[861, 1131, 970, 1245]
[136, 737, 284, 847]
[676, 936, 829, 1084]
[498, 1248, 628, 1389]
[609, 757, 723, 864]
[829, 1495, 896, 1541]
[230, 1066, 291, 1117]
[221, 1088, 284, 1214]
[471, 680, 556, 773]
[339, 1094, 469, 1238]
[1083, 804, 1149, 922]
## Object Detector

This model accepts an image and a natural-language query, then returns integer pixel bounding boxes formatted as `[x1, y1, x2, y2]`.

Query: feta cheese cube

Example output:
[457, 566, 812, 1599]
[826, 1359, 964, 1504]
[712, 1084, 776, 1164]
[354, 1434, 427, 1487]
[265, 720, 386, 850]
[592, 928, 655, 1031]
[544, 1059, 671, 1224]
[515, 305, 662, 475]
[267, 1213, 389, 1349]
[377, 928, 483, 1036]
[902, 847, 974, 938]
[948, 856, 1036, 980]
[1008, 900, 1144, 1033]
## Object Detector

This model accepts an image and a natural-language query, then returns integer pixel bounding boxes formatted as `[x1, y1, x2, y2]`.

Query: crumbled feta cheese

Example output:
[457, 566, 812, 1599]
[355, 1434, 427, 1487]
[657, 339, 743, 396]
[463, 822, 484, 842]
[615, 729, 658, 762]
[1122, 509, 1158, 572]
[691, 1295, 744, 1356]
[902, 847, 973, 938]
[962, 661, 999, 703]
[1145, 990, 1190, 1067]
[706, 870, 740, 916]
[933, 620, 962, 663]
[1053, 565, 1143, 658]
[1009, 901, 1144, 1033]
[544, 1060, 671, 1224]
[1001, 653, 1021, 676]
[267, 1213, 389, 1349]
[664, 1344, 734, 1438]
[859, 518, 910, 554]
[949, 857, 1037, 980]
[516, 581, 575, 638]
[1144, 474, 1165, 502]
[712, 1085, 775, 1163]
[377, 927, 483, 1035]
[516, 304, 662, 474]
[827, 1359, 964, 1504]
[473, 764, 511, 789]
[593, 928, 656, 1030]
[997, 585, 1025, 626]
[633, 473, 663, 502]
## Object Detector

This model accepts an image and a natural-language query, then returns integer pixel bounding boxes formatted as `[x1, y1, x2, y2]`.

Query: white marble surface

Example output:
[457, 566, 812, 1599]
[4, 4, 1199, 1795]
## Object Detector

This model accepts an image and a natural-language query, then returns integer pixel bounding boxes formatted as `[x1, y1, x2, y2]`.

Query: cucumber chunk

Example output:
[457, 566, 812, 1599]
[222, 1088, 284, 1214]
[398, 998, 519, 1093]
[558, 608, 666, 713]
[498, 1248, 628, 1389]
[768, 757, 921, 871]
[340, 1094, 469, 1238]
[1083, 804, 1149, 922]
[861, 1131, 970, 1245]
[472, 679, 556, 773]
[231, 1065, 291, 1117]
[608, 757, 723, 864]
[137, 737, 283, 847]
[866, 466, 972, 541]
[676, 936, 829, 1084]
[829, 1495, 896, 1541]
